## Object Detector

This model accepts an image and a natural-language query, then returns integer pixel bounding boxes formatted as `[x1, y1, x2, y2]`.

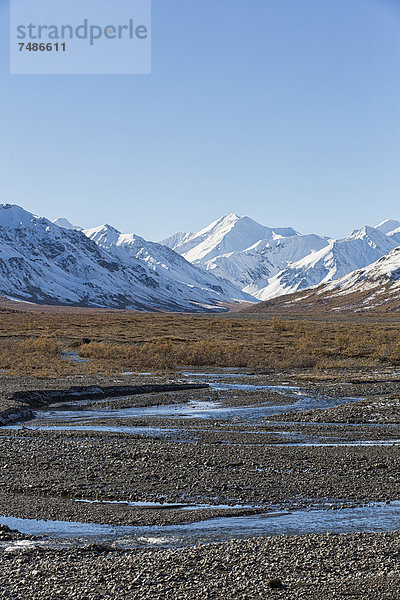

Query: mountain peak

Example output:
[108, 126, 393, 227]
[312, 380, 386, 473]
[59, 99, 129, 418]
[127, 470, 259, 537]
[201, 213, 241, 233]
[223, 212, 242, 221]
[375, 219, 400, 235]
[102, 223, 121, 234]
[349, 224, 379, 238]
[165, 213, 300, 265]
[86, 223, 121, 234]
[348, 225, 396, 247]
[52, 217, 82, 231]
[83, 224, 122, 248]
[0, 204, 44, 228]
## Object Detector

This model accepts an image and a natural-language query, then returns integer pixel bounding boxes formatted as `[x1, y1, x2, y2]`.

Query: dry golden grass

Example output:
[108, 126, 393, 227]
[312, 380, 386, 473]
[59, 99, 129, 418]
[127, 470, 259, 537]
[1, 305, 400, 377]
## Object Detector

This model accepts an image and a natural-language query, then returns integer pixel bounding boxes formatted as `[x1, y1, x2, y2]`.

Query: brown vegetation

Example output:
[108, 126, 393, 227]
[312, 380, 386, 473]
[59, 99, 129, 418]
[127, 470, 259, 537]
[1, 302, 400, 377]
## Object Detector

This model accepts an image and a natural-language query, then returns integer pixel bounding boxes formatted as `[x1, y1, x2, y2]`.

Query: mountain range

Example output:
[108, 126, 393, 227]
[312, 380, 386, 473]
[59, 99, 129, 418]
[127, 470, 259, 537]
[163, 213, 400, 302]
[246, 245, 400, 314]
[0, 204, 251, 312]
[1, 203, 400, 313]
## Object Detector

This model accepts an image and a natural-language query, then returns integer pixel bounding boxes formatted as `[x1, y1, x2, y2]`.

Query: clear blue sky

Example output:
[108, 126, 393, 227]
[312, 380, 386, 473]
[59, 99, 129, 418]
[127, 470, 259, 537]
[0, 0, 399, 240]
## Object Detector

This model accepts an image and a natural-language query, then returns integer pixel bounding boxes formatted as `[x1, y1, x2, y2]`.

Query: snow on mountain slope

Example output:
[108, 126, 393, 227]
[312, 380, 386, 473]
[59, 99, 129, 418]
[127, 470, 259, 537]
[161, 213, 299, 264]
[0, 204, 41, 228]
[320, 246, 400, 295]
[4, 204, 400, 310]
[162, 213, 329, 296]
[242, 246, 400, 314]
[0, 204, 250, 312]
[297, 246, 400, 311]
[52, 218, 82, 231]
[256, 225, 400, 301]
[164, 214, 400, 302]
[385, 228, 400, 246]
[84, 224, 253, 303]
[203, 234, 329, 293]
[161, 231, 193, 250]
[374, 219, 400, 236]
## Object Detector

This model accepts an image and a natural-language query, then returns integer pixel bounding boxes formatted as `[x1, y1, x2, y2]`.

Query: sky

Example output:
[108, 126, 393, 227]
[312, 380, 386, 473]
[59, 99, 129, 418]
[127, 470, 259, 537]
[0, 0, 399, 240]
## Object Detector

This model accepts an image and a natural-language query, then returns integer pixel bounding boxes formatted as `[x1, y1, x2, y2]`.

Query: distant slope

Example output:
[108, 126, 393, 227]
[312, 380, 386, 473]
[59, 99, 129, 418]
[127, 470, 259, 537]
[84, 224, 253, 305]
[243, 246, 400, 314]
[374, 219, 400, 236]
[163, 213, 400, 301]
[52, 218, 82, 231]
[162, 213, 324, 297]
[5, 206, 400, 312]
[206, 233, 329, 295]
[0, 204, 251, 312]
[256, 225, 400, 301]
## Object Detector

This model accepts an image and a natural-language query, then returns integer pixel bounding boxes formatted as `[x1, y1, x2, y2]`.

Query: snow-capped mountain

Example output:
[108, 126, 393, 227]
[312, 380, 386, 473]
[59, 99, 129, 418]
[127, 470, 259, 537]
[164, 214, 400, 302]
[375, 219, 400, 246]
[83, 223, 252, 304]
[256, 225, 400, 300]
[205, 233, 329, 295]
[52, 217, 82, 231]
[0, 204, 251, 312]
[3, 205, 400, 312]
[321, 246, 400, 297]
[374, 219, 400, 236]
[161, 213, 300, 264]
[247, 245, 400, 313]
[161, 213, 322, 295]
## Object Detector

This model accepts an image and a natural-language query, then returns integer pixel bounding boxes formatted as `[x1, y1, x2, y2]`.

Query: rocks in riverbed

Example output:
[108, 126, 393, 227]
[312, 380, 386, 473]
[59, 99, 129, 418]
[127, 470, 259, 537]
[11, 383, 209, 409]
[0, 531, 398, 599]
[0, 369, 399, 599]
[0, 524, 28, 541]
[0, 405, 33, 426]
[266, 577, 285, 589]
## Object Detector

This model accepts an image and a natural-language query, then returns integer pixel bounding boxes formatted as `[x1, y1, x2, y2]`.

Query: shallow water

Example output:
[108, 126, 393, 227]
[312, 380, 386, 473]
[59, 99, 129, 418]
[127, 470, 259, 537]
[4, 424, 186, 438]
[34, 400, 222, 422]
[237, 440, 400, 447]
[61, 351, 90, 364]
[1, 501, 399, 550]
[270, 420, 400, 428]
[181, 372, 259, 379]
[75, 499, 255, 510]
[26, 385, 363, 424]
[0, 373, 379, 447]
[121, 372, 153, 376]
[4, 424, 399, 446]
[0, 368, 365, 429]
[1, 372, 398, 552]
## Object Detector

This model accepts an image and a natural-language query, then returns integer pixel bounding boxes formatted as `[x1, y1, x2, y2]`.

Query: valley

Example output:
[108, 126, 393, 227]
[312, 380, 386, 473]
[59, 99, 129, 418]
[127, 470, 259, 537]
[0, 305, 399, 598]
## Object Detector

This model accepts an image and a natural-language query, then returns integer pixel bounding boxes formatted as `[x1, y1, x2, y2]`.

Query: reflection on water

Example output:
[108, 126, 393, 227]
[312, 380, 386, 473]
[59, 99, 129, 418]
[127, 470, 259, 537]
[6, 424, 399, 447]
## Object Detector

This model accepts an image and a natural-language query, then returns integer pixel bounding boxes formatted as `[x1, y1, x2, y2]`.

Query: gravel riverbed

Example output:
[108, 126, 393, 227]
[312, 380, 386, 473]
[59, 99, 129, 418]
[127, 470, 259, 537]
[0, 369, 399, 598]
[0, 531, 399, 599]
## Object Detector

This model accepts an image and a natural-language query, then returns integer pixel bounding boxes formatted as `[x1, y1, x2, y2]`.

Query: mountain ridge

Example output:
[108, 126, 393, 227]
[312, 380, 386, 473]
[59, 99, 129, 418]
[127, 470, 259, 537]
[163, 213, 400, 302]
[5, 204, 400, 312]
[242, 246, 400, 314]
[0, 204, 252, 312]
